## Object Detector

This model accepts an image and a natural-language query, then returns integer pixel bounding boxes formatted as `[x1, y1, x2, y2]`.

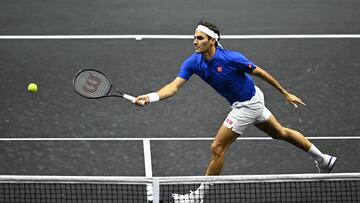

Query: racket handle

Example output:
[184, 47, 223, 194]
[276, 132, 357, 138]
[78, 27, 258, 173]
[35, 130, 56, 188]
[123, 94, 146, 105]
[123, 94, 136, 102]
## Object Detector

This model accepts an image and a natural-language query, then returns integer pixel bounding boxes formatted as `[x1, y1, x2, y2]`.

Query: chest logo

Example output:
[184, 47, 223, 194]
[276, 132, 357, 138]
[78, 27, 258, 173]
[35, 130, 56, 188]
[217, 66, 223, 72]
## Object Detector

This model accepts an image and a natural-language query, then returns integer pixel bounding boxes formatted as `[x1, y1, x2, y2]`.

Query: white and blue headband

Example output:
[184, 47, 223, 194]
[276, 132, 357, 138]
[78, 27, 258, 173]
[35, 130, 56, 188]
[195, 25, 223, 48]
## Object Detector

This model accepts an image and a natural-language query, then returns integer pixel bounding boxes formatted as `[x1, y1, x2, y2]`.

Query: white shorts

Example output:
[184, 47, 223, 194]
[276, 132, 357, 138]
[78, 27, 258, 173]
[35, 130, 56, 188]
[223, 86, 272, 134]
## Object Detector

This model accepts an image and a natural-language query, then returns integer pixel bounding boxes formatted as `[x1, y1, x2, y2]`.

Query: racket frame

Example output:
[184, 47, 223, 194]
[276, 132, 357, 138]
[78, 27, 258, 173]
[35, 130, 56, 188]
[73, 68, 136, 102]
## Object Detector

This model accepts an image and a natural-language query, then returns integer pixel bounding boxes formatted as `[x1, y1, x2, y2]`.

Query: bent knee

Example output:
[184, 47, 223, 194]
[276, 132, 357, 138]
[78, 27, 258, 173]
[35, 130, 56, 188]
[210, 142, 226, 156]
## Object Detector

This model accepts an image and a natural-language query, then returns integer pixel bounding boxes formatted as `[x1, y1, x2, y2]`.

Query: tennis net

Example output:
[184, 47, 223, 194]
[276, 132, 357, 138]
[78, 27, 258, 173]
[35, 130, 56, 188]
[0, 173, 359, 203]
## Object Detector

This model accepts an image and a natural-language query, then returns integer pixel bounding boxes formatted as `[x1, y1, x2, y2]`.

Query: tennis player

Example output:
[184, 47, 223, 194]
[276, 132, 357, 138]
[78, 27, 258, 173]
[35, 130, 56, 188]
[134, 20, 337, 202]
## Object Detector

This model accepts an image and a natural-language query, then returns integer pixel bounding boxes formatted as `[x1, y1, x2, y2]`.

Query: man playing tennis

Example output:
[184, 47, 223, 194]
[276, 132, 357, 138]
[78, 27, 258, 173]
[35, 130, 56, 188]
[134, 20, 337, 202]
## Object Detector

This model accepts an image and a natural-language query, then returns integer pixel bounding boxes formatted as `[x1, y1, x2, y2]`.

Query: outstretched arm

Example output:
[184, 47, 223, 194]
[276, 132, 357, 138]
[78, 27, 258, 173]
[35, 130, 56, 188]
[134, 77, 187, 106]
[250, 66, 306, 108]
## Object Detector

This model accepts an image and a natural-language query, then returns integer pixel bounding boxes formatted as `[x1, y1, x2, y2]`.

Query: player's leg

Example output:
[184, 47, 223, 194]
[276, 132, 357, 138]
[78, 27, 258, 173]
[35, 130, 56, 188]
[254, 114, 311, 151]
[204, 86, 267, 176]
[173, 125, 239, 201]
[173, 125, 238, 202]
[205, 124, 239, 176]
[254, 113, 337, 172]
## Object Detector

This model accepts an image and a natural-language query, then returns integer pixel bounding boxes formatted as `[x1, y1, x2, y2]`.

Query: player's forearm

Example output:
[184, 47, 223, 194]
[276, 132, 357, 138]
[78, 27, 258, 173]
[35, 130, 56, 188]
[156, 77, 187, 101]
[252, 67, 289, 95]
[156, 83, 179, 100]
[263, 73, 288, 95]
[140, 77, 185, 105]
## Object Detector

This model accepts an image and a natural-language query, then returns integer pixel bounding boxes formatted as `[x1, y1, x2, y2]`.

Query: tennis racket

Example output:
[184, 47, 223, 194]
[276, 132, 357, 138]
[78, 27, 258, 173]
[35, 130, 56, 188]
[73, 69, 137, 102]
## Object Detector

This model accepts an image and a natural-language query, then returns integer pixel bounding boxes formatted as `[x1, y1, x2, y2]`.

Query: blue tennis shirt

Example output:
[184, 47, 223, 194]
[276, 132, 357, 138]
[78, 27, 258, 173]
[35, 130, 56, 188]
[178, 47, 257, 104]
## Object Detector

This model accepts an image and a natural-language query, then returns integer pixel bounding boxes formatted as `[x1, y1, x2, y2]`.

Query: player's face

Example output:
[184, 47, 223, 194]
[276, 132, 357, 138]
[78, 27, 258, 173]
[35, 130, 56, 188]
[193, 31, 214, 53]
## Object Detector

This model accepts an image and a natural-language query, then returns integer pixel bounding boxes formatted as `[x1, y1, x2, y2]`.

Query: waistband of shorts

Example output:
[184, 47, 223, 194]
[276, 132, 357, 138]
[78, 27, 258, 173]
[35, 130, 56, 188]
[231, 86, 262, 107]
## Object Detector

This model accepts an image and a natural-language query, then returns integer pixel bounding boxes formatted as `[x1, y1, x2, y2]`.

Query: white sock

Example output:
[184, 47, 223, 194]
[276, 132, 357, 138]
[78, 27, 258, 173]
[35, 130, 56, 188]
[307, 144, 324, 162]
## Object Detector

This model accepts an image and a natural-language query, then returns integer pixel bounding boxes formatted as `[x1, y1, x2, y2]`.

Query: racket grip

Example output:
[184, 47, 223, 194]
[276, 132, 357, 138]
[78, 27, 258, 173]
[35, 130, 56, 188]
[123, 94, 136, 102]
[123, 94, 146, 105]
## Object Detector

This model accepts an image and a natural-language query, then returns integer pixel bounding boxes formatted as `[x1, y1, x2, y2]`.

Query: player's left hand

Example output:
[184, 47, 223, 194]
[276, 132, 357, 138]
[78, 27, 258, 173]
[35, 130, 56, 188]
[285, 93, 306, 108]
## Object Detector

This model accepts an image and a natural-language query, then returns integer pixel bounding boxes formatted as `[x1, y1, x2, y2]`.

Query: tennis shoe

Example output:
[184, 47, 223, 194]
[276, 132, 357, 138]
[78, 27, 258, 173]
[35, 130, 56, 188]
[172, 190, 204, 203]
[315, 154, 337, 173]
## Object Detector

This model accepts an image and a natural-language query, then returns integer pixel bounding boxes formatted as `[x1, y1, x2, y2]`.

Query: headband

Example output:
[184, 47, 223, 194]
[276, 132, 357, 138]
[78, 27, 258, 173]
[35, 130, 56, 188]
[196, 25, 219, 41]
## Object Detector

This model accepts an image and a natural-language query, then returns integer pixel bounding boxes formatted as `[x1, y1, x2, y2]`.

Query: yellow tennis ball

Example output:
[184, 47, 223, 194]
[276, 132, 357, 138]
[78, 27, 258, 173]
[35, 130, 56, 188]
[28, 83, 38, 93]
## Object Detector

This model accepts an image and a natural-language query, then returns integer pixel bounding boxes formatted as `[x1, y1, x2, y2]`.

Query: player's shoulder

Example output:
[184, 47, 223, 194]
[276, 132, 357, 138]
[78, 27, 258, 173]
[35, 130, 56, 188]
[183, 52, 202, 65]
[218, 48, 246, 60]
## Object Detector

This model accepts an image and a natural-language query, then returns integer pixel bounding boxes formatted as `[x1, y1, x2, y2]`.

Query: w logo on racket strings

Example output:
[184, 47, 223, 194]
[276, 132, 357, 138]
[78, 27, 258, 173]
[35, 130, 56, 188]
[83, 73, 102, 93]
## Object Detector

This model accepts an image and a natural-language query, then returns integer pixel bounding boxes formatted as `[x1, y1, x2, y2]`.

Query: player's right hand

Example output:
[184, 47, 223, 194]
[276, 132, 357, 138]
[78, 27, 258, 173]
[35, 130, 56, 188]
[134, 95, 149, 106]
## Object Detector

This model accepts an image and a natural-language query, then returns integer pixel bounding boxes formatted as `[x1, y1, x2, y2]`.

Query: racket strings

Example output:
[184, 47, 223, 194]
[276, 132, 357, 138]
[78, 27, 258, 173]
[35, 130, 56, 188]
[74, 70, 111, 98]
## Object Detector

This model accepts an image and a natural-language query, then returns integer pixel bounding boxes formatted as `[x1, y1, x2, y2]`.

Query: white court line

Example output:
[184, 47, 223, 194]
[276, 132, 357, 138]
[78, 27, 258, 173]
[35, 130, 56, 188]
[143, 139, 154, 201]
[143, 139, 153, 178]
[0, 136, 359, 141]
[0, 34, 360, 40]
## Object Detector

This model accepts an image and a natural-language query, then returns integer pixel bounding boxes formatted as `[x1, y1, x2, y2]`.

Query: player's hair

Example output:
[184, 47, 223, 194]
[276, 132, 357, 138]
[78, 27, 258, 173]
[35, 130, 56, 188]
[197, 19, 221, 46]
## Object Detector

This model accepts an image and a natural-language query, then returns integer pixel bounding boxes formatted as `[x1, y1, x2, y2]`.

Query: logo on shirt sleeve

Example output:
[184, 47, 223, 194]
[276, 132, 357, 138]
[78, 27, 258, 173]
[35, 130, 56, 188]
[248, 64, 253, 69]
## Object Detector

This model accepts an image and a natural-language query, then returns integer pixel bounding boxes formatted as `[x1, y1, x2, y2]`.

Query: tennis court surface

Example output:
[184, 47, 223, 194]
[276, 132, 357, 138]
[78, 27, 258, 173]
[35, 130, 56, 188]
[1, 0, 359, 202]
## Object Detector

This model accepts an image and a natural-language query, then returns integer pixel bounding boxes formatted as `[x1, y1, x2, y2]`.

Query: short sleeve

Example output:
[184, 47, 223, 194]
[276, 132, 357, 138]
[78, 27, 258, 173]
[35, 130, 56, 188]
[231, 53, 257, 73]
[177, 57, 195, 80]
